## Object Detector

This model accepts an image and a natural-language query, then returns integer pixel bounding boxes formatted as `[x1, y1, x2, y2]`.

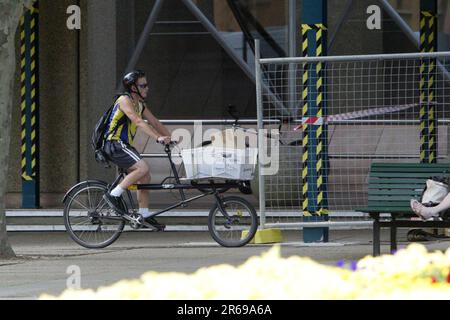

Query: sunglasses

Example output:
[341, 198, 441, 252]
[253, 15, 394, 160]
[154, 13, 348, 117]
[137, 83, 148, 89]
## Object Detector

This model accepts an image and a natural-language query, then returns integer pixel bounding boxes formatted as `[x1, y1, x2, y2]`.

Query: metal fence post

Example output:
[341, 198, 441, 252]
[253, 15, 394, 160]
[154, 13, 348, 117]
[255, 39, 266, 229]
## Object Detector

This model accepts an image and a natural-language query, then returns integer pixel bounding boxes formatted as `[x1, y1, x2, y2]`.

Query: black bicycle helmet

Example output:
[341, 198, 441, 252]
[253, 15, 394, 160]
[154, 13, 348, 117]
[122, 70, 146, 93]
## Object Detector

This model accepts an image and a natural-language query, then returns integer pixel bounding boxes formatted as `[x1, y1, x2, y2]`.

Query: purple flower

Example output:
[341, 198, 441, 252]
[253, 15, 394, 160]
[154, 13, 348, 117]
[336, 260, 345, 268]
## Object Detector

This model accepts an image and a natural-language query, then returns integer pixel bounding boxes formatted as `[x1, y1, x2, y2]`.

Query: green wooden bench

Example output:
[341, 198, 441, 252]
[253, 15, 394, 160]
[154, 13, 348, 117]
[357, 163, 450, 256]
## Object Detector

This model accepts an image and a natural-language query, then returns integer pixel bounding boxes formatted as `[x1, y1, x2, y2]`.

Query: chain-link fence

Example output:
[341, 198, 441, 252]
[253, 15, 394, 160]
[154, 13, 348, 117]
[255, 43, 450, 229]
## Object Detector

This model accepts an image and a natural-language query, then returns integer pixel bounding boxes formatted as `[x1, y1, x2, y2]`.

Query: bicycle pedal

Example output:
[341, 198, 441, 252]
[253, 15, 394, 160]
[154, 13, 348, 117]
[141, 221, 161, 231]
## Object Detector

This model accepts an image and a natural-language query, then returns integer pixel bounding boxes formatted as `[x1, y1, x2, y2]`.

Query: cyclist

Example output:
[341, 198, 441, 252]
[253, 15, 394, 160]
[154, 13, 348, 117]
[103, 70, 171, 229]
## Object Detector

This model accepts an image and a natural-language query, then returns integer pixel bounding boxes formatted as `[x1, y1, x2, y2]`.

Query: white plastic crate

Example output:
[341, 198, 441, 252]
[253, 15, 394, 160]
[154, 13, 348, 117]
[181, 146, 258, 181]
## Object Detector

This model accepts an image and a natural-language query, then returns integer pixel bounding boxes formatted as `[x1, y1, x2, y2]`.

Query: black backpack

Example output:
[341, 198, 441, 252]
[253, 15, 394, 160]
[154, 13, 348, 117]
[91, 93, 131, 167]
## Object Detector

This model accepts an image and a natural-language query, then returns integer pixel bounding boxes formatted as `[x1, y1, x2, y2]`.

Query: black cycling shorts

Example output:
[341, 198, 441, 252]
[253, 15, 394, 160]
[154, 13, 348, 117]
[104, 140, 142, 169]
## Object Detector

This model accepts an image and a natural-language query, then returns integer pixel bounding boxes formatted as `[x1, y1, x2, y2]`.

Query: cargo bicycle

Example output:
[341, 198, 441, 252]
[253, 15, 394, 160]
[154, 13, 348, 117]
[62, 141, 258, 249]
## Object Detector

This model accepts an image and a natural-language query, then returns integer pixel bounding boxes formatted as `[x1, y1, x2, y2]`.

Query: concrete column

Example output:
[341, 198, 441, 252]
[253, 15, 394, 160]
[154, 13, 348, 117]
[79, 0, 117, 183]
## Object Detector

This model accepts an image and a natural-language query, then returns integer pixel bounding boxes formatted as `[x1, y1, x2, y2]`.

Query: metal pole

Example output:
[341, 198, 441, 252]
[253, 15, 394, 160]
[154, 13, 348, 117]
[378, 0, 420, 46]
[288, 0, 297, 115]
[328, 0, 353, 51]
[182, 0, 254, 82]
[419, 0, 439, 237]
[20, 1, 40, 209]
[260, 51, 450, 64]
[288, 0, 297, 58]
[226, 0, 256, 53]
[255, 40, 266, 230]
[301, 0, 329, 243]
[232, 0, 286, 57]
[119, 0, 165, 90]
[181, 0, 290, 117]
[419, 0, 438, 164]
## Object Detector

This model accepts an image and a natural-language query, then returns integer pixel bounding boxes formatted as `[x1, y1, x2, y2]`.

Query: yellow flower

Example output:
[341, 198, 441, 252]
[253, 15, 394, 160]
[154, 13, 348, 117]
[40, 244, 450, 300]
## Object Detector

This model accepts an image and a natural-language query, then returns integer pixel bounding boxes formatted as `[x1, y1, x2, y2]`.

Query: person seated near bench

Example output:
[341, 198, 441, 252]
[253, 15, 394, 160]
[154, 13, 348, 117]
[410, 196, 450, 221]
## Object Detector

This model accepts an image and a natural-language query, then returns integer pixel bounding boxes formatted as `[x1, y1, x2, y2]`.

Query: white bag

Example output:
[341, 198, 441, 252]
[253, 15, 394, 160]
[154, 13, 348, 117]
[421, 179, 448, 205]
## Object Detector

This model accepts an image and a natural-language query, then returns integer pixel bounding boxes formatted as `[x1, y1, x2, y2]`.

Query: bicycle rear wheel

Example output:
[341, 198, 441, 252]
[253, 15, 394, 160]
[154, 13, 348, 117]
[208, 196, 258, 247]
[63, 181, 125, 249]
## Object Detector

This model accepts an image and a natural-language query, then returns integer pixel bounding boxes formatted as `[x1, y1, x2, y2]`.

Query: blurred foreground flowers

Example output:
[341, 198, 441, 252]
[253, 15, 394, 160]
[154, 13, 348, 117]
[40, 244, 450, 300]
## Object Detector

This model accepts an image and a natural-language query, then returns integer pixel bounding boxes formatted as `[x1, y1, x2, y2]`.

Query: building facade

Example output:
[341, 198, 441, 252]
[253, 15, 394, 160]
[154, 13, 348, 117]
[7, 0, 450, 208]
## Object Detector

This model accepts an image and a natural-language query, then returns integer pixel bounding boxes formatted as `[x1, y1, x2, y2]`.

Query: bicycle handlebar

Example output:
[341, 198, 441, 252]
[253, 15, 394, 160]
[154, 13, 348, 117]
[157, 140, 179, 146]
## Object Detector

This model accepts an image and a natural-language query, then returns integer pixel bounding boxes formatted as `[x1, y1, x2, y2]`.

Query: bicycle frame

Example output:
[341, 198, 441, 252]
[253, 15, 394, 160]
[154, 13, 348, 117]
[109, 144, 240, 220]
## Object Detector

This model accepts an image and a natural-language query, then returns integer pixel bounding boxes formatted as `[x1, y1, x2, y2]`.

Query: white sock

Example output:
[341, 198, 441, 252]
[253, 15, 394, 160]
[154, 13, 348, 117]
[110, 185, 125, 197]
[139, 208, 151, 218]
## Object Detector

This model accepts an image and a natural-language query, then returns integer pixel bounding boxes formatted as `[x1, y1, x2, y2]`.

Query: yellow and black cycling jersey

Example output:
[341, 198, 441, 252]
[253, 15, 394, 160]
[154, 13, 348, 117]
[106, 95, 144, 145]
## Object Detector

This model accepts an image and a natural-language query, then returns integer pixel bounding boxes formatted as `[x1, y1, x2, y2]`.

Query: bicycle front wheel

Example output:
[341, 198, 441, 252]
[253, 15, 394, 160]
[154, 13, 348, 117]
[208, 196, 258, 247]
[63, 181, 126, 249]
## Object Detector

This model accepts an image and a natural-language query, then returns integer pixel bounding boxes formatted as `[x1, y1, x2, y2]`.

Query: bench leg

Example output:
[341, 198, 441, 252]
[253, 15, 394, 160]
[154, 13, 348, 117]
[390, 224, 397, 253]
[373, 219, 381, 256]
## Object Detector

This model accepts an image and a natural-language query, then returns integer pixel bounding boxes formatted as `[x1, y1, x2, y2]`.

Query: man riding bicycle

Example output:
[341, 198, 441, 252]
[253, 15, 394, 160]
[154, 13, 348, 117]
[103, 70, 172, 229]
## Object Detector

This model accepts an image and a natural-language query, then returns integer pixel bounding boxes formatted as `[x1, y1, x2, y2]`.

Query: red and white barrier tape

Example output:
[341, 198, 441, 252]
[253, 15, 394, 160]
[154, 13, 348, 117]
[294, 103, 418, 131]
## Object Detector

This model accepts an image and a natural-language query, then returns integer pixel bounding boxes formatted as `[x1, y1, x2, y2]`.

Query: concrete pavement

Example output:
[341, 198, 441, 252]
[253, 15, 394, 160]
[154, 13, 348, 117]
[0, 230, 449, 299]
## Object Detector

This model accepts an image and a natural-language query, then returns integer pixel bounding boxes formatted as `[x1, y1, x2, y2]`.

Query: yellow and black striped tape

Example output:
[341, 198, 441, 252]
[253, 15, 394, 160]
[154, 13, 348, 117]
[419, 10, 436, 163]
[427, 12, 436, 164]
[20, 1, 39, 182]
[302, 24, 327, 32]
[301, 24, 310, 216]
[419, 11, 429, 163]
[300, 24, 328, 217]
[315, 25, 325, 215]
